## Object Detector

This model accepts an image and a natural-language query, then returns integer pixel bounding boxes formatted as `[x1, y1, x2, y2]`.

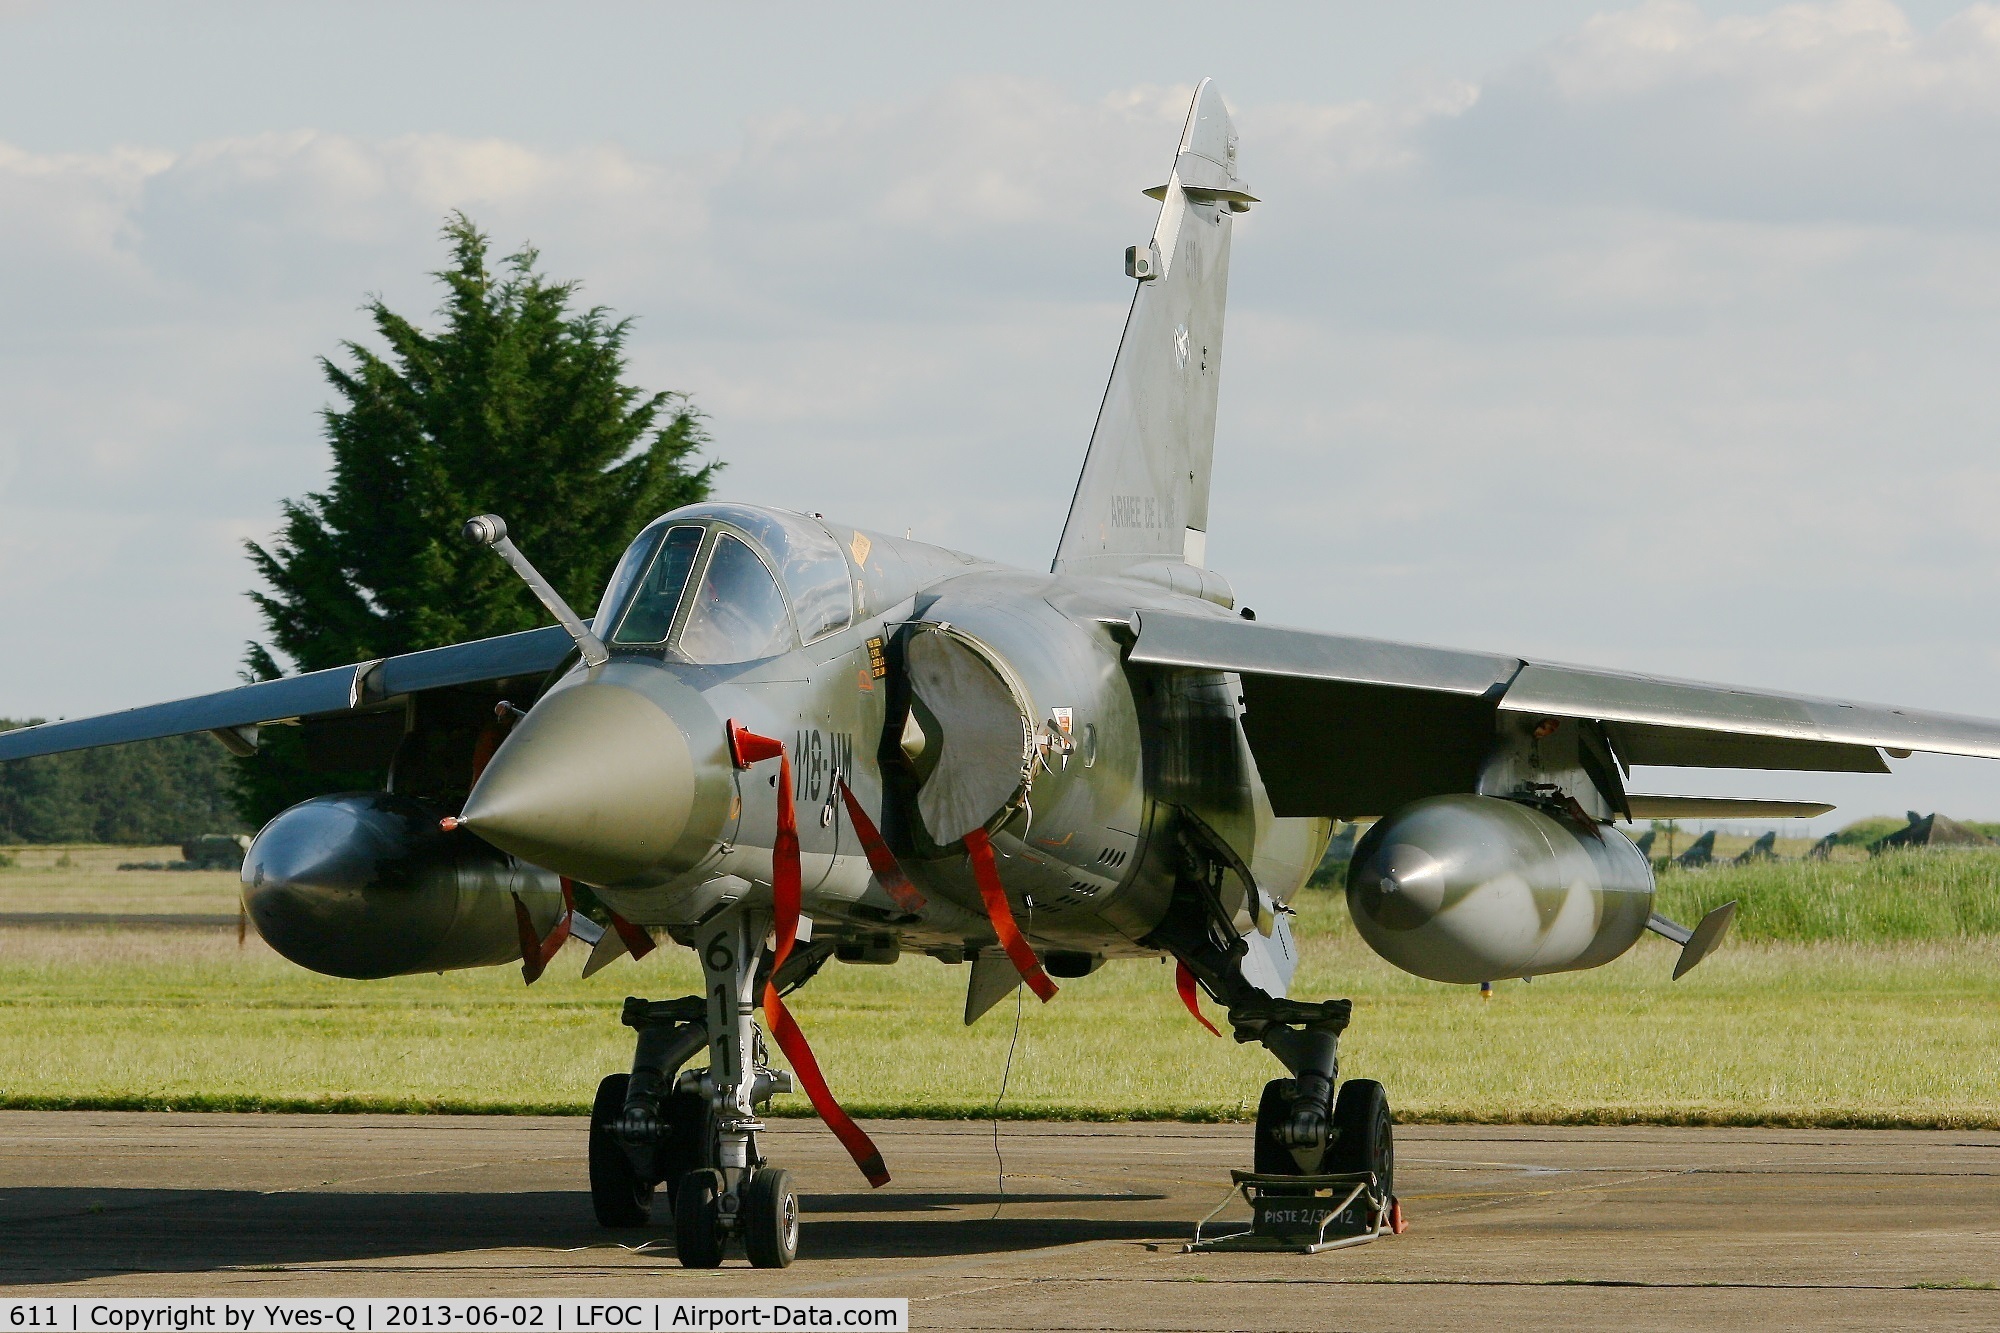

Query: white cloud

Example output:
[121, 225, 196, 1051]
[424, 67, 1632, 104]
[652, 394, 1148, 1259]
[9, 9, 2000, 819]
[1431, 0, 2000, 223]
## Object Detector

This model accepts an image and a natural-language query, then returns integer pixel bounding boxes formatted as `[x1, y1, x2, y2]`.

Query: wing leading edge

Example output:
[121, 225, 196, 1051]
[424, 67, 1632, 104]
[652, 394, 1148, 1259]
[1129, 609, 2000, 817]
[0, 625, 576, 763]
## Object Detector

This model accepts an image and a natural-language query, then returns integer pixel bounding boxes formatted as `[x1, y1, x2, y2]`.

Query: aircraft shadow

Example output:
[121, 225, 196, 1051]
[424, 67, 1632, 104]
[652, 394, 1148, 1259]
[0, 1186, 1188, 1280]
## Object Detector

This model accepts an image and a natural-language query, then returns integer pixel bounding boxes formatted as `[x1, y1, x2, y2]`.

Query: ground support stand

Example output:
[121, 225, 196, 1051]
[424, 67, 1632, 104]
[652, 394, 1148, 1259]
[1184, 1170, 1403, 1255]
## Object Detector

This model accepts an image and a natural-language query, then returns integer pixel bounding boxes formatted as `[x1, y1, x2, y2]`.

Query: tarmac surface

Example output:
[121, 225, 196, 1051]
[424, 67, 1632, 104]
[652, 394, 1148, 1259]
[1, 1111, 1996, 1331]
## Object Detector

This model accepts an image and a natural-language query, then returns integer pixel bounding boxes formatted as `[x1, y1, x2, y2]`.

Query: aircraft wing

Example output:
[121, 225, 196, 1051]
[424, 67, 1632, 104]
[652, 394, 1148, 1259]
[1129, 610, 2000, 818]
[0, 625, 576, 762]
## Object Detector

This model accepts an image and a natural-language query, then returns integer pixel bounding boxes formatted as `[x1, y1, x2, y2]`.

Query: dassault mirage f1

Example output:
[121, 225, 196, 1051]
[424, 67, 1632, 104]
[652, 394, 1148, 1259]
[10, 80, 2000, 1267]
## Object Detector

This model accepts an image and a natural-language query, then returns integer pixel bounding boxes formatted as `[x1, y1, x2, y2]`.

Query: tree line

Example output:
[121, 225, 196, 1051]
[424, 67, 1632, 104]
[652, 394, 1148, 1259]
[0, 721, 243, 844]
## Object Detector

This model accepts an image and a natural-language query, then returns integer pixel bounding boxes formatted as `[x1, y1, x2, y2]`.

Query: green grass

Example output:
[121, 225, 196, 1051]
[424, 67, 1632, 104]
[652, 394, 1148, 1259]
[1656, 847, 2000, 942]
[1829, 814, 1906, 846]
[0, 846, 242, 915]
[2, 884, 1997, 1127]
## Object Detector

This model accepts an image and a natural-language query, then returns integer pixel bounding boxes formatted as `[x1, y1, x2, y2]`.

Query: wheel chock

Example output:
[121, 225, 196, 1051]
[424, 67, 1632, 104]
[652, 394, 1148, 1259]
[1183, 1170, 1400, 1255]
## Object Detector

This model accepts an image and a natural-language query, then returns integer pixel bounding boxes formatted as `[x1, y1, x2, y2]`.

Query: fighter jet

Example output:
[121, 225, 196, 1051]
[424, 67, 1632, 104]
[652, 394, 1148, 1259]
[1732, 830, 1781, 865]
[9, 80, 2000, 1268]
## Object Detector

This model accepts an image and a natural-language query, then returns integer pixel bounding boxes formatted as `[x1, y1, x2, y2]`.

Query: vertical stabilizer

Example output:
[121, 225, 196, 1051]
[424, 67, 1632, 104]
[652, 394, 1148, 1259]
[1053, 79, 1254, 576]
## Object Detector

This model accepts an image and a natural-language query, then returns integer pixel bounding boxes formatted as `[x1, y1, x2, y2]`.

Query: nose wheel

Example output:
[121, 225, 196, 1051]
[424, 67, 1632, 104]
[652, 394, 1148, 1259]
[741, 1167, 801, 1268]
[672, 1162, 798, 1270]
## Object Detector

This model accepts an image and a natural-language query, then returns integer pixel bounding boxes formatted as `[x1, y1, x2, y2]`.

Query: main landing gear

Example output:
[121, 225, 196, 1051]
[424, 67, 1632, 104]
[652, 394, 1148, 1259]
[1141, 825, 1403, 1243]
[1178, 997, 1403, 1253]
[1230, 998, 1392, 1197]
[588, 906, 806, 1268]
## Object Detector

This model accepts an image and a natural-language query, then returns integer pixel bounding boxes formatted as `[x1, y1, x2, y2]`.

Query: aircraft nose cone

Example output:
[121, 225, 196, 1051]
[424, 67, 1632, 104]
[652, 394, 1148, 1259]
[460, 679, 698, 886]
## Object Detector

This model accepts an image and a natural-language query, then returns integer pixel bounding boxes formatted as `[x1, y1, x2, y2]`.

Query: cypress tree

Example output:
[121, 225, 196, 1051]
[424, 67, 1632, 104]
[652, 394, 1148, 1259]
[237, 215, 717, 824]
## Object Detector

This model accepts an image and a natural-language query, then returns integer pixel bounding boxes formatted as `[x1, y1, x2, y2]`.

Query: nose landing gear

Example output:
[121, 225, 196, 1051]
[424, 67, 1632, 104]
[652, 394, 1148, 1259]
[675, 907, 798, 1268]
[589, 906, 803, 1268]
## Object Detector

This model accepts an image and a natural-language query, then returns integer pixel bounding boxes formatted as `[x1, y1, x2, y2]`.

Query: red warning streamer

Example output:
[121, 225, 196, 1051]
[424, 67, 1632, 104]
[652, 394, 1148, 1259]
[729, 721, 889, 1188]
[609, 910, 656, 960]
[1175, 959, 1221, 1037]
[963, 827, 1058, 1003]
[513, 879, 576, 985]
[837, 779, 926, 914]
[565, 875, 658, 962]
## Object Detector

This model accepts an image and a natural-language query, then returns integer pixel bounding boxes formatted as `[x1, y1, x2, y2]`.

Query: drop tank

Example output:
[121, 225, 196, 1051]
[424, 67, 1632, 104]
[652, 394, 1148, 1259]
[1346, 793, 1654, 984]
[243, 792, 564, 979]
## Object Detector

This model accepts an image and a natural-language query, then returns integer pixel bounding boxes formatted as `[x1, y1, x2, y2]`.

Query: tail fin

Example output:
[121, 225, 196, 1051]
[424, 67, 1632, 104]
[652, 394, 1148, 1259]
[1053, 79, 1255, 576]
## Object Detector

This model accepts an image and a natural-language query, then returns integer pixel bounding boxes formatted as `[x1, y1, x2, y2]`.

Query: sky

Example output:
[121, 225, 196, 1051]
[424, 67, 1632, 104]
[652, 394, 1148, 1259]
[5, 0, 2000, 827]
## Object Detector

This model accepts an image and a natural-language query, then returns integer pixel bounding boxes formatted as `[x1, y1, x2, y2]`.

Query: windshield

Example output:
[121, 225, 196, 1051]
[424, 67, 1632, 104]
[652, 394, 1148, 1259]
[678, 533, 794, 664]
[608, 525, 704, 646]
[665, 504, 853, 643]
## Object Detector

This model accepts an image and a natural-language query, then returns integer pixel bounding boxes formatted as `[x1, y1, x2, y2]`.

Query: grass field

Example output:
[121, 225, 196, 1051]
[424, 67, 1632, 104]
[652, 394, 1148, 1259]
[1656, 849, 2000, 941]
[2, 849, 1997, 1127]
[0, 845, 242, 915]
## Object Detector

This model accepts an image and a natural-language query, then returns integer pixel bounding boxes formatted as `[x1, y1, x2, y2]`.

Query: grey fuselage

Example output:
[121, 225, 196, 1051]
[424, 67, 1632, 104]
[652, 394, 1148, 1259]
[464, 503, 1328, 967]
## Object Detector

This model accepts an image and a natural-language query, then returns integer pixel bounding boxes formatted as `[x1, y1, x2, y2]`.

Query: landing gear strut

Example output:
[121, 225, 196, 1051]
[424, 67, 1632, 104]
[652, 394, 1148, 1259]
[1233, 1002, 1397, 1214]
[1232, 997, 1363, 1183]
[680, 906, 798, 1268]
[1143, 823, 1401, 1229]
[589, 905, 799, 1268]
[589, 994, 710, 1227]
[1182, 997, 1403, 1253]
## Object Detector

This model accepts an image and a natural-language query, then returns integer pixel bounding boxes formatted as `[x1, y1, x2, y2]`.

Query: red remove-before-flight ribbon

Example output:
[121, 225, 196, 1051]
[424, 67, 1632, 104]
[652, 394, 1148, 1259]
[1175, 959, 1221, 1036]
[963, 827, 1058, 1003]
[513, 878, 576, 985]
[609, 910, 656, 960]
[837, 779, 926, 914]
[728, 720, 889, 1188]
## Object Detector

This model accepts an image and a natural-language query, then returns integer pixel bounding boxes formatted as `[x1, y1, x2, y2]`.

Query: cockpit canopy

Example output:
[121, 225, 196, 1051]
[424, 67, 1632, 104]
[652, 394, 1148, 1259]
[593, 504, 855, 664]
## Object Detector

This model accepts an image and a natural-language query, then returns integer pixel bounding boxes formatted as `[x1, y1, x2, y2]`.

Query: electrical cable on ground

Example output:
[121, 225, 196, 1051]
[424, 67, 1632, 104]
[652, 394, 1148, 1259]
[989, 896, 1032, 1220]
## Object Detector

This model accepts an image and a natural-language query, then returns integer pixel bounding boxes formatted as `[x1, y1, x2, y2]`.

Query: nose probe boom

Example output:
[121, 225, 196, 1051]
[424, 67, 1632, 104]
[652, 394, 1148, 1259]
[463, 513, 610, 667]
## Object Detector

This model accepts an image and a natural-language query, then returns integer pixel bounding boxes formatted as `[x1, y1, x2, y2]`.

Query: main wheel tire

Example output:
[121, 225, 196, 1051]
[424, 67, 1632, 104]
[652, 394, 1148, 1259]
[655, 1089, 716, 1210]
[589, 1073, 653, 1228]
[1252, 1078, 1298, 1175]
[674, 1168, 726, 1268]
[1254, 1076, 1333, 1184]
[1324, 1078, 1394, 1199]
[741, 1167, 800, 1269]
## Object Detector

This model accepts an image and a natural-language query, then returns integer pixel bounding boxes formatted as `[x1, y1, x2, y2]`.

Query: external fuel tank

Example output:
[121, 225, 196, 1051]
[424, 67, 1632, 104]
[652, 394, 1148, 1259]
[243, 792, 565, 979]
[1346, 793, 1654, 984]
